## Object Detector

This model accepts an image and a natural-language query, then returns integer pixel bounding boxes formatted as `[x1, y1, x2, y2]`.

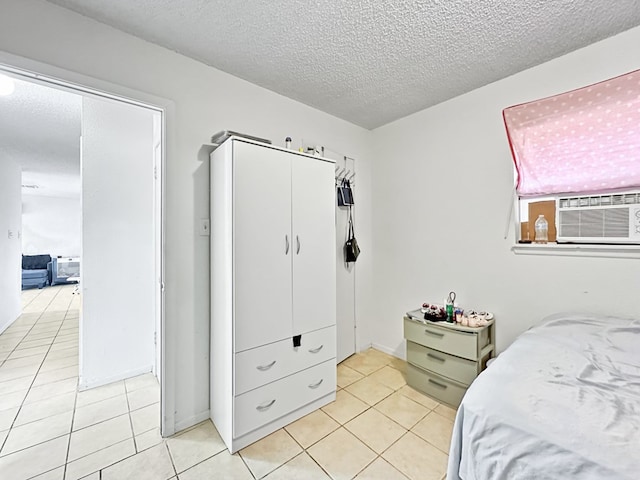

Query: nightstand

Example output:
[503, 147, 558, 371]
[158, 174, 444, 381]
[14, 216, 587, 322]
[403, 314, 495, 407]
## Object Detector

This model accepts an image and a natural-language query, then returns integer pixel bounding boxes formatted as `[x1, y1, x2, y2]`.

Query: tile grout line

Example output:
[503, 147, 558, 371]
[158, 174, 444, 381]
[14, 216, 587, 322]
[123, 382, 139, 455]
[237, 449, 258, 480]
[163, 442, 178, 479]
[60, 285, 80, 479]
[44, 287, 76, 480]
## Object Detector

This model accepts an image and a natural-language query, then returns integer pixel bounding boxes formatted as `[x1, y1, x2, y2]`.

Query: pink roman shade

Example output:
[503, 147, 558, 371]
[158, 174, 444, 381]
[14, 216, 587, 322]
[503, 69, 640, 197]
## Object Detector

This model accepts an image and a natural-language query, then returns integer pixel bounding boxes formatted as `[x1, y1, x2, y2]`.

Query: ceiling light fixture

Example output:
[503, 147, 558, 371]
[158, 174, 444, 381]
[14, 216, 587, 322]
[0, 74, 16, 96]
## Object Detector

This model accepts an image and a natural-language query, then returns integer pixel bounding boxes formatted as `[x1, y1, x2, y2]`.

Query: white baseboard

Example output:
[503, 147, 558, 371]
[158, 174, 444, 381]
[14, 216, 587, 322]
[174, 410, 211, 435]
[357, 340, 372, 353]
[371, 342, 406, 361]
[79, 365, 154, 391]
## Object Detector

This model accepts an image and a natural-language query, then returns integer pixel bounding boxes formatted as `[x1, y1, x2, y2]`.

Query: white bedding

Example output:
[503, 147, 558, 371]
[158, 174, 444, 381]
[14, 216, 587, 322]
[447, 313, 640, 480]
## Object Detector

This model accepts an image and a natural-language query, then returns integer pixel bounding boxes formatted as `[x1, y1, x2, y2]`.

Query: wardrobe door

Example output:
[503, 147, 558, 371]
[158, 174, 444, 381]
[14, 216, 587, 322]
[233, 142, 292, 352]
[291, 157, 336, 335]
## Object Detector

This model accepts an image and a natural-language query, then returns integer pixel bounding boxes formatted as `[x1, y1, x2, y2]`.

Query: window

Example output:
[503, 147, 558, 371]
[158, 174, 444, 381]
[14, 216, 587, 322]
[503, 69, 640, 247]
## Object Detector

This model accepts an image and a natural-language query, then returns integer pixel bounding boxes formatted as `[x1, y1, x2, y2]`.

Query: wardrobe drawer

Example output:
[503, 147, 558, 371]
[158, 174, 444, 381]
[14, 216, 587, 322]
[234, 326, 336, 395]
[407, 363, 467, 408]
[406, 341, 477, 385]
[404, 318, 478, 360]
[234, 359, 336, 438]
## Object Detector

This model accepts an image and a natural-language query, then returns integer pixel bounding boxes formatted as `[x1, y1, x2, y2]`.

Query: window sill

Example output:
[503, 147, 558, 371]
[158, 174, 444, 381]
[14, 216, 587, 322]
[511, 243, 640, 259]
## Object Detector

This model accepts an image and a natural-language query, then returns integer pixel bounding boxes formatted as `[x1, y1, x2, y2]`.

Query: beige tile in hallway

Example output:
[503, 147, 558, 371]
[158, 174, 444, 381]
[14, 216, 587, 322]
[0, 286, 163, 479]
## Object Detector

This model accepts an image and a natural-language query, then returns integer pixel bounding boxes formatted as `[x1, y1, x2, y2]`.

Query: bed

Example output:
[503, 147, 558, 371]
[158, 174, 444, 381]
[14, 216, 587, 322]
[447, 313, 640, 480]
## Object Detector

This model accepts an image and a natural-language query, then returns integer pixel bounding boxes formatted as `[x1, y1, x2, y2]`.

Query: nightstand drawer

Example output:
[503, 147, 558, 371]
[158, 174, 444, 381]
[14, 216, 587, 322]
[407, 363, 467, 408]
[404, 318, 478, 360]
[407, 341, 477, 385]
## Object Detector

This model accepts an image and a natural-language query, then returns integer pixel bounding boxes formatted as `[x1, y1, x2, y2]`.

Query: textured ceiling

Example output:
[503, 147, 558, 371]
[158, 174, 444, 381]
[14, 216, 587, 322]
[0, 75, 81, 198]
[46, 0, 640, 129]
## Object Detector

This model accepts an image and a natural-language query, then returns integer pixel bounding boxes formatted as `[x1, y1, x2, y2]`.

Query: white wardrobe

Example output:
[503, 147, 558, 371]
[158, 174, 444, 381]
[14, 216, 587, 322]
[210, 137, 336, 453]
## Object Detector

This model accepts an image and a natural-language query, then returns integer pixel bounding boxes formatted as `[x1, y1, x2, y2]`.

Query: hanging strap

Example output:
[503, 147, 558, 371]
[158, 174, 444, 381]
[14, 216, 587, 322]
[348, 206, 355, 239]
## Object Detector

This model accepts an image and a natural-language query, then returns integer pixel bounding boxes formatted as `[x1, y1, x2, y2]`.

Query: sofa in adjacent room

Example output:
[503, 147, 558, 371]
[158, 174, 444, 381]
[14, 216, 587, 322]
[21, 254, 52, 290]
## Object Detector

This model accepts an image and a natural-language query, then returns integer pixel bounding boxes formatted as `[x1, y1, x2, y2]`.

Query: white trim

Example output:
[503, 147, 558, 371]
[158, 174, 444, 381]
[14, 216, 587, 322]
[79, 365, 154, 391]
[175, 410, 211, 434]
[512, 243, 640, 259]
[371, 342, 406, 361]
[0, 62, 162, 112]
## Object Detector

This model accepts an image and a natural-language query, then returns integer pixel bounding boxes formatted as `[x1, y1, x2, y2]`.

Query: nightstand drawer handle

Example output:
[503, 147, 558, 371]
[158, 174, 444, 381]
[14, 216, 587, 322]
[256, 399, 276, 411]
[308, 379, 324, 389]
[427, 353, 445, 363]
[256, 361, 276, 371]
[428, 379, 448, 389]
[424, 329, 444, 338]
[308, 345, 323, 354]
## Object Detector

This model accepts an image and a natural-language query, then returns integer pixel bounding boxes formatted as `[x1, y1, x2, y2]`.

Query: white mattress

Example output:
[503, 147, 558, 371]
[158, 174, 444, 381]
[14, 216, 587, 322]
[447, 313, 640, 480]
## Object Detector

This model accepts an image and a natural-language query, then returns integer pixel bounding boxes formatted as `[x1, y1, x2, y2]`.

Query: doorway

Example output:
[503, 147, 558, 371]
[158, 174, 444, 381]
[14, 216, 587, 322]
[0, 65, 165, 430]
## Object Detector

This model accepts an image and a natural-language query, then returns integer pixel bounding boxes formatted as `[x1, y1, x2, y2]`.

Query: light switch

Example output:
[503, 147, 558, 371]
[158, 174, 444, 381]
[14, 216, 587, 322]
[7, 229, 13, 239]
[199, 219, 211, 236]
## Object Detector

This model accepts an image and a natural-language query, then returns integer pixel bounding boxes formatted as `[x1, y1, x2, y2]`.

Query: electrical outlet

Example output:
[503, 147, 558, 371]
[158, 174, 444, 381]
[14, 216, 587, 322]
[199, 219, 210, 236]
[7, 229, 13, 239]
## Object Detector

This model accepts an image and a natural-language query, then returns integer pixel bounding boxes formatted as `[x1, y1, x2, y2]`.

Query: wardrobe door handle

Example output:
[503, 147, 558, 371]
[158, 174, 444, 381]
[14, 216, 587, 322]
[427, 353, 445, 363]
[285, 235, 290, 255]
[308, 345, 323, 354]
[424, 329, 444, 338]
[308, 379, 324, 389]
[428, 378, 448, 389]
[256, 360, 276, 371]
[256, 399, 276, 411]
[296, 235, 301, 254]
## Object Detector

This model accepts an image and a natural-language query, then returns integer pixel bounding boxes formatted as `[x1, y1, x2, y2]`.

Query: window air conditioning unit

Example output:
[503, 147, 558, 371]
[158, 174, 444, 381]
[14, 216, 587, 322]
[556, 191, 640, 244]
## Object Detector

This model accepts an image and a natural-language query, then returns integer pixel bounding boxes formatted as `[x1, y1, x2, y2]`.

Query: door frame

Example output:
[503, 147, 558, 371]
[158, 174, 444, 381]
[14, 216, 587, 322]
[0, 52, 175, 436]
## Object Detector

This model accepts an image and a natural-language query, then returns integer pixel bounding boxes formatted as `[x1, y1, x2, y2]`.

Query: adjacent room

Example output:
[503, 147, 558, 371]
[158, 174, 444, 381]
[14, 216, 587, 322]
[1, 1, 639, 479]
[0, 71, 164, 478]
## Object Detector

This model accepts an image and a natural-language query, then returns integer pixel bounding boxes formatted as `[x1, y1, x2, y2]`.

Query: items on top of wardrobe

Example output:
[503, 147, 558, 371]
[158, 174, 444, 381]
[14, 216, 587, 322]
[210, 130, 271, 148]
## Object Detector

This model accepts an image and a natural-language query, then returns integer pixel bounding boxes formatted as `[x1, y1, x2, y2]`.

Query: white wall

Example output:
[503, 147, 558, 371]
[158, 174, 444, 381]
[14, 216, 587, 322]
[0, 158, 22, 333]
[22, 194, 80, 256]
[0, 0, 374, 432]
[371, 26, 640, 357]
[80, 96, 156, 389]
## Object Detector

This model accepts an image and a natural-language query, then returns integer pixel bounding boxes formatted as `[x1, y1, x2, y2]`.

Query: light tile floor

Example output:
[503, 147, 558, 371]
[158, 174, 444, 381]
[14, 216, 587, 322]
[0, 285, 455, 479]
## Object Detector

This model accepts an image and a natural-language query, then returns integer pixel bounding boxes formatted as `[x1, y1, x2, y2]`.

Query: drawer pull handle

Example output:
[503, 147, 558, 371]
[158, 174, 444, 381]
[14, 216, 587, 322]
[427, 353, 445, 363]
[424, 329, 444, 338]
[256, 399, 276, 411]
[308, 379, 324, 389]
[256, 361, 276, 371]
[308, 345, 324, 354]
[428, 379, 448, 389]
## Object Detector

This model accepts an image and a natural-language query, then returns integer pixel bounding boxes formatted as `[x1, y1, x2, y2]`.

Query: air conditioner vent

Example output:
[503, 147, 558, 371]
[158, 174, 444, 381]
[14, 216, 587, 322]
[556, 191, 640, 244]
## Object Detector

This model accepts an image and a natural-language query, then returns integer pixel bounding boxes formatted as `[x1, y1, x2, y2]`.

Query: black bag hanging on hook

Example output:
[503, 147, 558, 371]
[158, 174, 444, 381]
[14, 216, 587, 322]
[337, 178, 354, 207]
[344, 207, 361, 263]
